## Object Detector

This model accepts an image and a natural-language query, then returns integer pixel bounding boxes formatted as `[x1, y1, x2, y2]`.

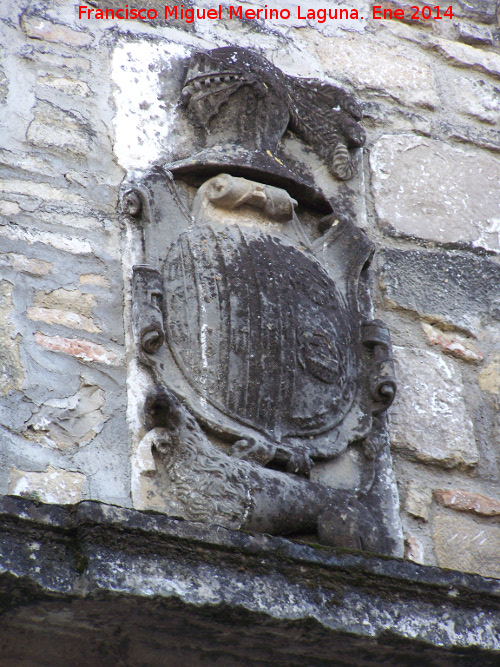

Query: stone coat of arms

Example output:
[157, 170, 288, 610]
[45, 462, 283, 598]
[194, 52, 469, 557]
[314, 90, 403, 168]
[122, 47, 402, 556]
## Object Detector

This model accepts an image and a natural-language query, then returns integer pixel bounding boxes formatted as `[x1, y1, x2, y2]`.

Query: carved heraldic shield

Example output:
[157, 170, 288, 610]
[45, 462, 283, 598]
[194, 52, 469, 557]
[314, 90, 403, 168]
[124, 47, 401, 556]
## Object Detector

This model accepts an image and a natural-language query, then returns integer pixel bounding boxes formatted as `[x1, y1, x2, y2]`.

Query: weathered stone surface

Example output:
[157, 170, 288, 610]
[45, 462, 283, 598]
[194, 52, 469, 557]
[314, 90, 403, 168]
[455, 0, 500, 24]
[38, 210, 103, 231]
[303, 33, 439, 108]
[37, 74, 90, 97]
[361, 99, 432, 135]
[0, 178, 84, 204]
[434, 489, 500, 517]
[111, 40, 190, 171]
[378, 249, 500, 334]
[28, 286, 103, 337]
[421, 322, 484, 363]
[33, 288, 95, 318]
[0, 497, 499, 666]
[34, 332, 119, 365]
[456, 21, 494, 46]
[0, 280, 24, 396]
[24, 384, 106, 449]
[390, 347, 478, 468]
[23, 47, 91, 72]
[8, 466, 85, 504]
[27, 101, 92, 155]
[449, 76, 500, 125]
[21, 14, 92, 47]
[433, 512, 500, 579]
[479, 355, 500, 394]
[405, 483, 432, 521]
[27, 307, 100, 333]
[79, 273, 109, 287]
[441, 120, 500, 155]
[0, 200, 20, 216]
[0, 252, 51, 275]
[0, 223, 92, 254]
[434, 38, 500, 79]
[1, 0, 499, 607]
[405, 535, 425, 564]
[0, 62, 7, 104]
[370, 135, 500, 252]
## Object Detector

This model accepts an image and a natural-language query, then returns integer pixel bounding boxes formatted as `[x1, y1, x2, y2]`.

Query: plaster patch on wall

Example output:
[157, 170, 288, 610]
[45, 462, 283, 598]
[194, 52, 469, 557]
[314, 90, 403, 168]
[24, 383, 107, 449]
[122, 216, 156, 509]
[111, 40, 189, 171]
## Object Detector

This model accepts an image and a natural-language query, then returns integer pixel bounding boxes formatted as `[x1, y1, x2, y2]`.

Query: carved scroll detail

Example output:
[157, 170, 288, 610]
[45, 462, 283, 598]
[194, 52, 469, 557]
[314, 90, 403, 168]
[362, 320, 397, 412]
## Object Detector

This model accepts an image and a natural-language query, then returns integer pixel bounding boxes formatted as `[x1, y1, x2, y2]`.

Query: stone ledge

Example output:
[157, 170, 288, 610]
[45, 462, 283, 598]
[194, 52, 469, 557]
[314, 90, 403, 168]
[0, 496, 499, 665]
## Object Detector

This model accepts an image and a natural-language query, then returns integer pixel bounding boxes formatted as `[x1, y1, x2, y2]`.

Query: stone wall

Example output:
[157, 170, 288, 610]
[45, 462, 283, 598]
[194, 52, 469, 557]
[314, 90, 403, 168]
[0, 0, 499, 578]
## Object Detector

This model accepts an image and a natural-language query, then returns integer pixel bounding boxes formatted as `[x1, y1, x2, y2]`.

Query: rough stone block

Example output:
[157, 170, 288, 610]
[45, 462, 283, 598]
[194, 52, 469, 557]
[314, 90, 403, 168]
[33, 288, 95, 318]
[23, 48, 91, 72]
[8, 466, 85, 504]
[27, 101, 92, 155]
[38, 210, 102, 231]
[449, 76, 500, 125]
[79, 274, 109, 287]
[390, 347, 478, 468]
[441, 121, 500, 154]
[0, 281, 24, 396]
[111, 40, 190, 171]
[456, 21, 494, 46]
[21, 14, 92, 47]
[405, 483, 432, 521]
[378, 249, 500, 334]
[0, 223, 92, 255]
[433, 512, 500, 579]
[479, 355, 500, 395]
[27, 307, 100, 333]
[434, 489, 500, 517]
[0, 252, 51, 275]
[404, 535, 425, 564]
[37, 74, 90, 97]
[371, 135, 500, 253]
[304, 33, 438, 108]
[34, 332, 119, 365]
[434, 37, 500, 79]
[0, 178, 84, 205]
[455, 0, 500, 24]
[421, 323, 484, 363]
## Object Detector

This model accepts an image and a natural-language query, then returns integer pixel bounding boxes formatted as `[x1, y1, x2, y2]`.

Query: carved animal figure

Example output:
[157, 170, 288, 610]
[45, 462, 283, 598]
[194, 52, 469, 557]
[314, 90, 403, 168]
[141, 388, 382, 551]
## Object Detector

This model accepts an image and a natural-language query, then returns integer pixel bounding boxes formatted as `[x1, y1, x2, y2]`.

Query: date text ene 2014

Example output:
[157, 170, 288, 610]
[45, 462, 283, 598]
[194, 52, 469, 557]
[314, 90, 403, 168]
[373, 6, 454, 20]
